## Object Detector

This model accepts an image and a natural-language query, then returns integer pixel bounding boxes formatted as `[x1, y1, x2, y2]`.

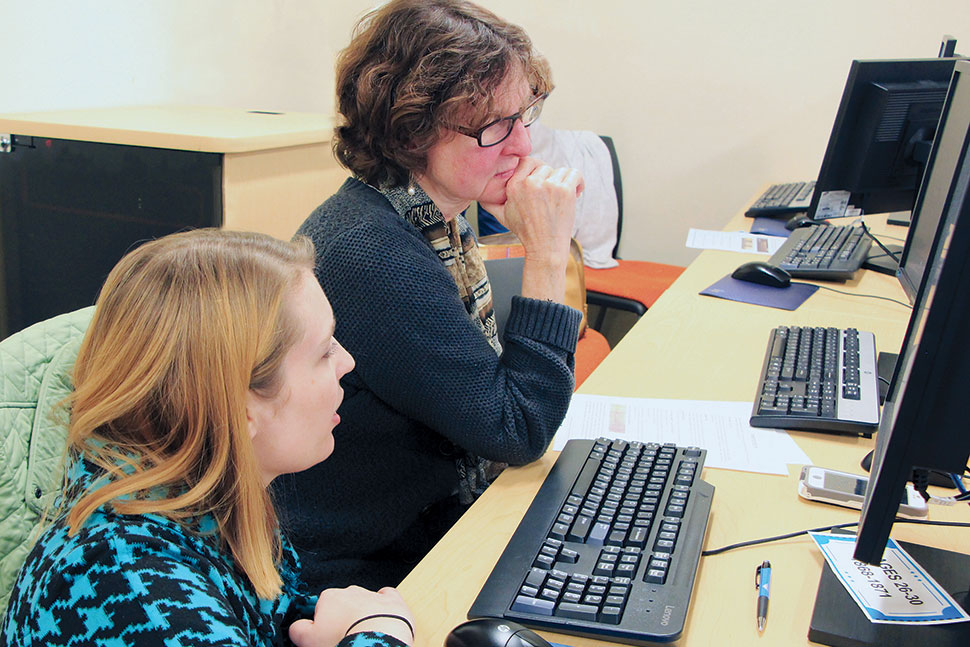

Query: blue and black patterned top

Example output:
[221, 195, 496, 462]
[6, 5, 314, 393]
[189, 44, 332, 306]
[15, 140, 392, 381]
[0, 457, 408, 647]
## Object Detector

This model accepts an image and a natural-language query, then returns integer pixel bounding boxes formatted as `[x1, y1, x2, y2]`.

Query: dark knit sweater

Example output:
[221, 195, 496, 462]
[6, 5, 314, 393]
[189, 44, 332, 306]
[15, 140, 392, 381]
[274, 178, 581, 591]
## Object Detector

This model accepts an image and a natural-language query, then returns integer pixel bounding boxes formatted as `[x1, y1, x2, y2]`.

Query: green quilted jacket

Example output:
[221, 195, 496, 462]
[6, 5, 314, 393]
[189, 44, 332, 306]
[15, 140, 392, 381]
[0, 307, 93, 613]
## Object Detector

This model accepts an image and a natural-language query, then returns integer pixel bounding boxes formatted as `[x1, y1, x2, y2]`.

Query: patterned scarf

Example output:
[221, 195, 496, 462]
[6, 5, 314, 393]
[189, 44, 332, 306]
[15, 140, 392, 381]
[378, 182, 507, 504]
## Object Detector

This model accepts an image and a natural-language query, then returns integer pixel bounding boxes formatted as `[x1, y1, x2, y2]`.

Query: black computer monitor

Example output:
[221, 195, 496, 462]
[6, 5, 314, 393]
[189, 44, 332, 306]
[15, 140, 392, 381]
[855, 60, 970, 568]
[896, 60, 970, 302]
[806, 60, 970, 647]
[939, 35, 958, 59]
[806, 57, 962, 222]
[809, 61, 970, 647]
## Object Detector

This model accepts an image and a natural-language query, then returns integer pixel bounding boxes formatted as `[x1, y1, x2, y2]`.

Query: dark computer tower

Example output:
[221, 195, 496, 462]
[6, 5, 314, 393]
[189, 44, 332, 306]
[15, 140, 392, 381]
[0, 136, 223, 339]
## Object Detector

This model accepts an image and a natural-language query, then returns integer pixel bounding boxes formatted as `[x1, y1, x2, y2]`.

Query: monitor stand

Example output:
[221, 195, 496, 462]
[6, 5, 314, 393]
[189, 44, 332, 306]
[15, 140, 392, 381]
[876, 351, 899, 403]
[867, 354, 958, 486]
[862, 244, 902, 276]
[809, 541, 970, 646]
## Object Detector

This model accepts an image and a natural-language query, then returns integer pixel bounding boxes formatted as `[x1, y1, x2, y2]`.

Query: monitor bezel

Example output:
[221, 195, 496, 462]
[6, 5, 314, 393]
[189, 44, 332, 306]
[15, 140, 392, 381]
[895, 59, 970, 303]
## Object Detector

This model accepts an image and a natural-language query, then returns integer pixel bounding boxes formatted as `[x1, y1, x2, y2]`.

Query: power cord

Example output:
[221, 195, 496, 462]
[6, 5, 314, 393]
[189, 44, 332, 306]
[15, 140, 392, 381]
[859, 220, 903, 264]
[954, 471, 969, 495]
[805, 283, 913, 309]
[701, 518, 970, 557]
[873, 233, 907, 243]
[915, 466, 970, 505]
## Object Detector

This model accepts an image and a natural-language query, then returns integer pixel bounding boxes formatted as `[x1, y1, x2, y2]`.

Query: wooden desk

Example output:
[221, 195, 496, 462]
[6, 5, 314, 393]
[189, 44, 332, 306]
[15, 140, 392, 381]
[0, 106, 348, 337]
[397, 205, 970, 645]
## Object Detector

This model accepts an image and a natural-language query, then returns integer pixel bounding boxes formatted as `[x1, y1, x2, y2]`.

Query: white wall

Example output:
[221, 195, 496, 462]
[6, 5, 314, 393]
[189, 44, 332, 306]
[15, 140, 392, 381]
[2, 0, 967, 266]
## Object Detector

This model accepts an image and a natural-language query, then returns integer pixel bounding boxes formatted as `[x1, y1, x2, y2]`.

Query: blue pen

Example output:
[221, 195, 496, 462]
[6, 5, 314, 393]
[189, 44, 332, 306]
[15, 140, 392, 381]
[755, 560, 771, 631]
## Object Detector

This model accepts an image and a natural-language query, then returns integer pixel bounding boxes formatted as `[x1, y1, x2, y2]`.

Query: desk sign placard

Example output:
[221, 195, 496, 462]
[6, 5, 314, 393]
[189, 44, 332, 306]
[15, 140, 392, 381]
[809, 532, 970, 625]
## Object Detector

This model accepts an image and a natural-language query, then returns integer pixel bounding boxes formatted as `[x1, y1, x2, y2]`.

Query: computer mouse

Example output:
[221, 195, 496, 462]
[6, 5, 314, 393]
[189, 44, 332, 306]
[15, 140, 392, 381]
[444, 618, 553, 647]
[731, 262, 792, 288]
[785, 213, 818, 230]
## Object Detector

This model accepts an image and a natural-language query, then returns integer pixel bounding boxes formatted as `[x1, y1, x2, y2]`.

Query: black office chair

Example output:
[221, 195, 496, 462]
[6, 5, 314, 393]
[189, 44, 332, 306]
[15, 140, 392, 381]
[584, 135, 685, 331]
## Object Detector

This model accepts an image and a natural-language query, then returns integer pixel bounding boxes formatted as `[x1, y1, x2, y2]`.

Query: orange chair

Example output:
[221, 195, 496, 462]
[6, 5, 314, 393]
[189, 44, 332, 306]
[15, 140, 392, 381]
[573, 327, 610, 388]
[585, 136, 685, 331]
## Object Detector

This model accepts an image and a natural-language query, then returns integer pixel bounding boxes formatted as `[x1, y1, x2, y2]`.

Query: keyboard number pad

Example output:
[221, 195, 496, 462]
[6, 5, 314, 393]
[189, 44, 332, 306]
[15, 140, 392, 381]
[841, 329, 861, 400]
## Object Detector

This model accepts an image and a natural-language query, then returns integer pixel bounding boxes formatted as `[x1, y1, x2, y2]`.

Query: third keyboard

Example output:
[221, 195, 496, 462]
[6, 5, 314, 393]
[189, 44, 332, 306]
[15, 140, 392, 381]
[750, 326, 879, 436]
[767, 223, 872, 280]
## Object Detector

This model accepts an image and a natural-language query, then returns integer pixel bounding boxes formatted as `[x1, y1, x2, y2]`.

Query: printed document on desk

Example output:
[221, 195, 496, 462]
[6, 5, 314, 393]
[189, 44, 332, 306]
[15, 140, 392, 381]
[686, 228, 786, 255]
[555, 394, 810, 475]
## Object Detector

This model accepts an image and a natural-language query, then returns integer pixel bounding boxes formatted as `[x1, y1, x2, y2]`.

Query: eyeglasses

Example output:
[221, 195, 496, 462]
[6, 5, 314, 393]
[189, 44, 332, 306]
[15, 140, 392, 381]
[454, 93, 548, 147]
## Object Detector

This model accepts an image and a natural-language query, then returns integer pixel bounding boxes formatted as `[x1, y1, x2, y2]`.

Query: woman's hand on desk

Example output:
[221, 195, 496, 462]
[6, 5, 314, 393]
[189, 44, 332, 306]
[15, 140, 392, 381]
[289, 585, 415, 647]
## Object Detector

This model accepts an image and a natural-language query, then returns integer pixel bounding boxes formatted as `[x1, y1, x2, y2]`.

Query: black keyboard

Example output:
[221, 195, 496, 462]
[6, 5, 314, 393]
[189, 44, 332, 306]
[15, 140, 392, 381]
[744, 180, 816, 217]
[469, 438, 714, 645]
[750, 326, 879, 437]
[767, 223, 872, 280]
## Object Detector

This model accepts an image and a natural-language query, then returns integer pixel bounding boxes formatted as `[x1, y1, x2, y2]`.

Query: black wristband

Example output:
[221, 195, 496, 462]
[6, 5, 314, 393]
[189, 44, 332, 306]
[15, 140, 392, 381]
[344, 613, 415, 640]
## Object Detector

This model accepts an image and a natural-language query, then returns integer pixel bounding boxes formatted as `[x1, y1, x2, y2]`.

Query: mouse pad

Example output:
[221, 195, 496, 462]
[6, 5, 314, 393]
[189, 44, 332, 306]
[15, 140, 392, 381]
[748, 216, 792, 238]
[700, 275, 818, 310]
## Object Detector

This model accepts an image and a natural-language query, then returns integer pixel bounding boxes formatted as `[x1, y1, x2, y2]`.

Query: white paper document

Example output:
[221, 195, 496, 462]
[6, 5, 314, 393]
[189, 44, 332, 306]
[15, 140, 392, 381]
[810, 532, 970, 625]
[685, 228, 786, 255]
[554, 394, 811, 475]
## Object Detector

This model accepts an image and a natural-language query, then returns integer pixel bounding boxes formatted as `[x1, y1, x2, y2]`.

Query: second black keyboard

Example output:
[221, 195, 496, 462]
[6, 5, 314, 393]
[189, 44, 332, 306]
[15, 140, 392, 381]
[749, 326, 880, 436]
[468, 438, 714, 645]
[744, 180, 816, 217]
[767, 223, 873, 280]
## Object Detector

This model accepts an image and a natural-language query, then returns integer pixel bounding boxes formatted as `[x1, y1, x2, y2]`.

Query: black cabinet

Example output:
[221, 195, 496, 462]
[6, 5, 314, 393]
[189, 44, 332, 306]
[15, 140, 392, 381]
[0, 136, 222, 338]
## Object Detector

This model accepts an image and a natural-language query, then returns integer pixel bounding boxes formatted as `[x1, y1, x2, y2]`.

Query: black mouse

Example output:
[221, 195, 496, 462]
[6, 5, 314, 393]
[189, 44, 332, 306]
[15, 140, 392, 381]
[731, 261, 792, 288]
[785, 213, 818, 230]
[445, 618, 552, 647]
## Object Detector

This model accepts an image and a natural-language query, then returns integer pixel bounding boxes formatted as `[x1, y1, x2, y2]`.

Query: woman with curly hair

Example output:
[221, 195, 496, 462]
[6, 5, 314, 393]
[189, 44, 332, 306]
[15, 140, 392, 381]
[276, 0, 584, 592]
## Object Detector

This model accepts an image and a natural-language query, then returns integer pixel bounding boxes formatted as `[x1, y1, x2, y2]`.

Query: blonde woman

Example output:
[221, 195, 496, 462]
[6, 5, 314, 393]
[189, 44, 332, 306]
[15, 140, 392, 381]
[0, 230, 414, 647]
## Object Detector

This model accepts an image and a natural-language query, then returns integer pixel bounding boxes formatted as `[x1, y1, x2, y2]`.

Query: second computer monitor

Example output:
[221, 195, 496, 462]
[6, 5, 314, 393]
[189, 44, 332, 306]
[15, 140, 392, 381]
[856, 59, 970, 567]
[896, 61, 970, 302]
[807, 57, 961, 221]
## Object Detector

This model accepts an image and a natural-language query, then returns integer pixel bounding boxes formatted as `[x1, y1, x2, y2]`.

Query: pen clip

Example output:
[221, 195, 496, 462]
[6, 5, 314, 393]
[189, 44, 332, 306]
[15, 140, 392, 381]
[755, 564, 762, 588]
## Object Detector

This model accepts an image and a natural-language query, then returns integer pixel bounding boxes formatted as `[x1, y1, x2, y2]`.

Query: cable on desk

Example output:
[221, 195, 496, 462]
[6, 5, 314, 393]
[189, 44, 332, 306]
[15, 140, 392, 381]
[804, 284, 913, 309]
[860, 220, 903, 263]
[954, 473, 969, 495]
[700, 519, 970, 557]
[873, 233, 907, 243]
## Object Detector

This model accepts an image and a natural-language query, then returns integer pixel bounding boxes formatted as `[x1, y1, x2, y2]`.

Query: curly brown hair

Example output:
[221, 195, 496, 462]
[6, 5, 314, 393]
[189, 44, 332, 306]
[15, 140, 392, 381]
[333, 0, 552, 188]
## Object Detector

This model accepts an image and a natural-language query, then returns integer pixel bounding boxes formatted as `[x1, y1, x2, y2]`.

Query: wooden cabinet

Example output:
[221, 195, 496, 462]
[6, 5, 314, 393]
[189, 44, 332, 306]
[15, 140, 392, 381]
[0, 106, 348, 338]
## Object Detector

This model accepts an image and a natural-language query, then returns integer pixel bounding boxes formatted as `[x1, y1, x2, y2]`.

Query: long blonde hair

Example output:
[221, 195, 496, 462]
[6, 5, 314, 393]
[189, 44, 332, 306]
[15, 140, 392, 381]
[66, 228, 315, 599]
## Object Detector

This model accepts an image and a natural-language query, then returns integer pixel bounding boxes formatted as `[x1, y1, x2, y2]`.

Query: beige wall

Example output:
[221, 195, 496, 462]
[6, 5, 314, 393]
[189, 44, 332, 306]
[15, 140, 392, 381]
[2, 0, 967, 265]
